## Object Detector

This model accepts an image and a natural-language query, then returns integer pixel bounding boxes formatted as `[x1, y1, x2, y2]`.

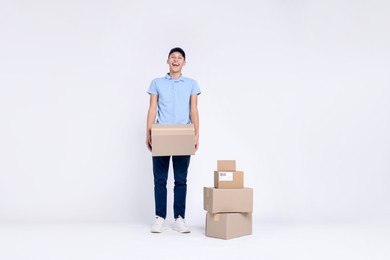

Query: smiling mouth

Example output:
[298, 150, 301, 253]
[172, 63, 180, 67]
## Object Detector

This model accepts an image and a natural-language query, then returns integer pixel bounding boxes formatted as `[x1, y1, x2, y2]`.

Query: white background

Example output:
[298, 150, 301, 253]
[1, 0, 389, 226]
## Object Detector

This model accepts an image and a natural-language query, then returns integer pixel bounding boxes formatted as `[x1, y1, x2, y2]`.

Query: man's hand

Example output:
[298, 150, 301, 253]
[146, 133, 152, 152]
[195, 134, 199, 151]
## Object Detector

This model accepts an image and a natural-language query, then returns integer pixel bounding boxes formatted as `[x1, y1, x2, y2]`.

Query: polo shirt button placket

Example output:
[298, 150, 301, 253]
[173, 81, 177, 120]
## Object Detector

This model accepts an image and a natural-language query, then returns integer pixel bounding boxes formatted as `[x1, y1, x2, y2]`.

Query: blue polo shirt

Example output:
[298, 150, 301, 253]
[147, 73, 201, 124]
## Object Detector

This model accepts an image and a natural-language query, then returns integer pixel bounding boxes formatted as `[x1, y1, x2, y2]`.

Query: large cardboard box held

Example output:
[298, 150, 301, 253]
[203, 187, 253, 213]
[206, 212, 252, 239]
[151, 124, 195, 156]
[214, 171, 244, 189]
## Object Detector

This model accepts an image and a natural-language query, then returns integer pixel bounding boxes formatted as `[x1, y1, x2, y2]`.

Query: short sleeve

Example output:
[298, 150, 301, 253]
[191, 80, 201, 95]
[147, 79, 158, 95]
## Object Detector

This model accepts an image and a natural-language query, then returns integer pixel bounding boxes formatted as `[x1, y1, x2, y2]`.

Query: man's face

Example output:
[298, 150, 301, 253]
[167, 52, 186, 73]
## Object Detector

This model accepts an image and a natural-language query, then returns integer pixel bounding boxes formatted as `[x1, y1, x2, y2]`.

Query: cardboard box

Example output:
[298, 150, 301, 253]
[217, 160, 236, 171]
[206, 212, 252, 239]
[214, 171, 244, 189]
[203, 187, 253, 213]
[151, 124, 195, 156]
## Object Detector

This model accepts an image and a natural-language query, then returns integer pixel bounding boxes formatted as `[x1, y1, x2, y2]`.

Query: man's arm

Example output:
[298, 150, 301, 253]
[146, 94, 158, 152]
[190, 94, 200, 151]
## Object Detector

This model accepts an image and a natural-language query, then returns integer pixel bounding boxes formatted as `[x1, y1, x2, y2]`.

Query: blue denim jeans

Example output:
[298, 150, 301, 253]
[152, 155, 191, 219]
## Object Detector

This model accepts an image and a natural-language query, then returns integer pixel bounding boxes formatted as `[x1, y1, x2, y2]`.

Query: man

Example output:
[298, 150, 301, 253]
[146, 47, 201, 233]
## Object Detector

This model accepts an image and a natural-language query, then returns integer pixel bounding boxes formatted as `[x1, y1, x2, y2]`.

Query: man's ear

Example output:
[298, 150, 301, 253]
[167, 59, 169, 65]
[183, 60, 186, 66]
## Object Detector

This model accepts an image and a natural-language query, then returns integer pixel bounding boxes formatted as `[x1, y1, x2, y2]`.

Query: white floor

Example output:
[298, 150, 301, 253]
[0, 221, 389, 260]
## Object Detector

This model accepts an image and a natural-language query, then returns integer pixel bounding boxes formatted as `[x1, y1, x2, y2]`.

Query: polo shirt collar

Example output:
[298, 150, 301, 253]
[165, 73, 185, 81]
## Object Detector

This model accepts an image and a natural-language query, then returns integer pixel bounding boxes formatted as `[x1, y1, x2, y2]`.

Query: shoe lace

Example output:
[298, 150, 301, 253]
[153, 217, 164, 227]
[175, 217, 187, 227]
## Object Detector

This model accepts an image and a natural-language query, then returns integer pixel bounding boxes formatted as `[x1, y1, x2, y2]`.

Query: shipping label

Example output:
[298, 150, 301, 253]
[219, 172, 233, 181]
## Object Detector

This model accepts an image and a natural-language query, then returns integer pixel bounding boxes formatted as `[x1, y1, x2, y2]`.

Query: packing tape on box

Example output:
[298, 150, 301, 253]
[152, 128, 194, 131]
[204, 189, 209, 209]
[153, 132, 194, 136]
[152, 131, 194, 136]
[212, 214, 220, 222]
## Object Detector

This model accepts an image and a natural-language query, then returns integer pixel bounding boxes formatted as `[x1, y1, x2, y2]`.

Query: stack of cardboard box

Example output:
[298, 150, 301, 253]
[203, 160, 253, 239]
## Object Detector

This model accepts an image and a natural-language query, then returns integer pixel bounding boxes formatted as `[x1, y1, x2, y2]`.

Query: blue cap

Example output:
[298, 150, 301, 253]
[168, 47, 186, 60]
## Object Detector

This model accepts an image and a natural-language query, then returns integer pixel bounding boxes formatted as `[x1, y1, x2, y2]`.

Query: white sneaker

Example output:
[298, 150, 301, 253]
[151, 216, 166, 233]
[172, 216, 191, 233]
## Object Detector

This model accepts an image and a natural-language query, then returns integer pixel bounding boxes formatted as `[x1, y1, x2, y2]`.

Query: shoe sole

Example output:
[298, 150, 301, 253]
[151, 227, 168, 233]
[173, 227, 191, 233]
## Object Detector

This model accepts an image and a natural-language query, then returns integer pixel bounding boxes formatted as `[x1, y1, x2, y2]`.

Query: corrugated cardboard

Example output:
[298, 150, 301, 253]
[203, 187, 253, 213]
[217, 160, 236, 171]
[214, 171, 244, 189]
[205, 212, 252, 239]
[151, 124, 195, 156]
